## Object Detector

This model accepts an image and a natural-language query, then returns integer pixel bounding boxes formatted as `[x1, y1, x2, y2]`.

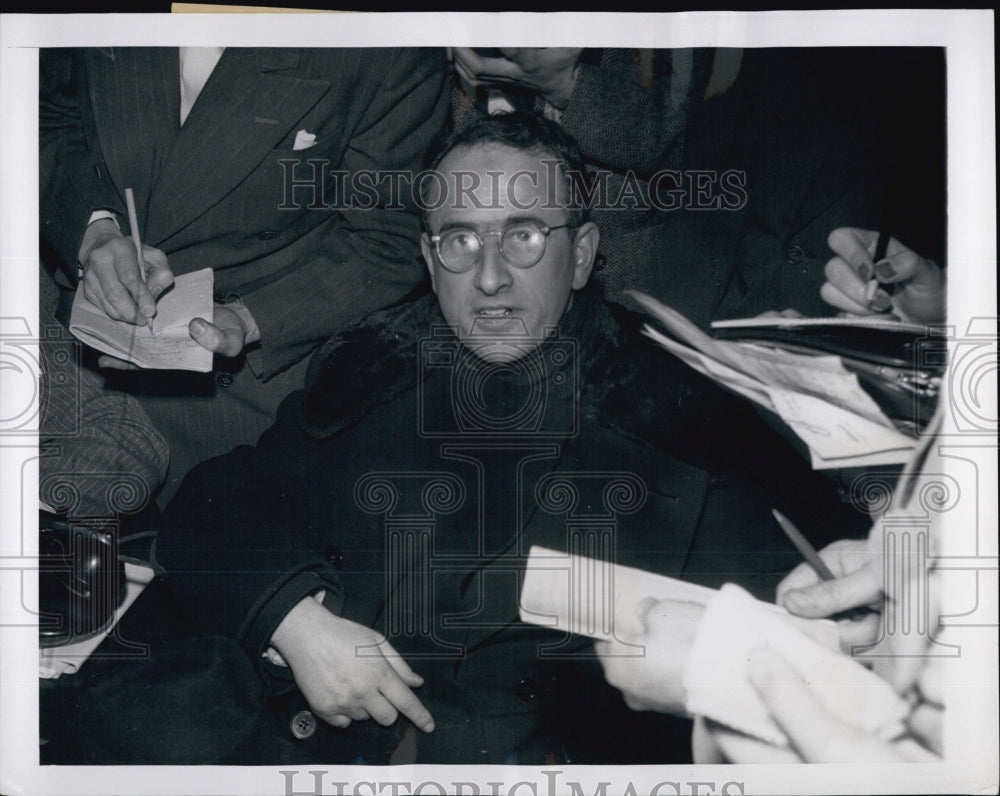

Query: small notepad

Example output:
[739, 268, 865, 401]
[69, 268, 214, 372]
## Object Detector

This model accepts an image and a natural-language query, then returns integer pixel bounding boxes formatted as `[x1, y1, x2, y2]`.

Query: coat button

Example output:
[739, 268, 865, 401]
[290, 710, 317, 739]
[784, 244, 805, 264]
[216, 372, 234, 388]
[516, 678, 536, 702]
[257, 230, 279, 241]
[324, 545, 343, 570]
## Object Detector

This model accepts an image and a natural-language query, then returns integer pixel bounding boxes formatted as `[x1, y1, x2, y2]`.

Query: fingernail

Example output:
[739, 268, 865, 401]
[423, 721, 435, 733]
[857, 263, 873, 281]
[869, 290, 893, 312]
[190, 318, 207, 334]
[874, 261, 897, 281]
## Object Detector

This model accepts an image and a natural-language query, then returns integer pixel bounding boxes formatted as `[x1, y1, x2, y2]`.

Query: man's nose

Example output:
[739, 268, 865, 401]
[474, 235, 513, 294]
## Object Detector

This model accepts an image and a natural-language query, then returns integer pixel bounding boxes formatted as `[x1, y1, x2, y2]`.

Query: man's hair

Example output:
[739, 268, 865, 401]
[421, 111, 592, 228]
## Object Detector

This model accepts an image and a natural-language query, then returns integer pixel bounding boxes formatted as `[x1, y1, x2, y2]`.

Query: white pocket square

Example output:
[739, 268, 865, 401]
[293, 129, 317, 151]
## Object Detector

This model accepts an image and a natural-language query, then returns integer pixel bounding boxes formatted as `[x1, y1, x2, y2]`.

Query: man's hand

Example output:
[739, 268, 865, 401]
[776, 538, 882, 651]
[97, 304, 253, 370]
[821, 227, 946, 324]
[78, 218, 174, 325]
[269, 596, 435, 732]
[451, 48, 584, 110]
[595, 598, 703, 715]
[737, 648, 940, 762]
[189, 305, 251, 358]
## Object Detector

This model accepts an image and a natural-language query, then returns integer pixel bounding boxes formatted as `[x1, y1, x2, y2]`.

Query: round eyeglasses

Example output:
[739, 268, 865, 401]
[430, 222, 574, 273]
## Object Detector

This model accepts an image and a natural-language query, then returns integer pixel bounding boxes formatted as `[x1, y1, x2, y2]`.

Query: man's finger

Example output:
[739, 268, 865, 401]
[326, 714, 352, 729]
[362, 693, 400, 727]
[379, 677, 435, 733]
[90, 268, 141, 323]
[189, 317, 240, 356]
[144, 261, 175, 303]
[780, 566, 881, 618]
[378, 639, 425, 688]
[775, 560, 824, 602]
[116, 248, 158, 319]
[83, 275, 121, 321]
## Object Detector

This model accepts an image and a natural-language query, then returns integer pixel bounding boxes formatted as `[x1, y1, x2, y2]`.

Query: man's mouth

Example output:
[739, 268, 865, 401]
[469, 308, 529, 336]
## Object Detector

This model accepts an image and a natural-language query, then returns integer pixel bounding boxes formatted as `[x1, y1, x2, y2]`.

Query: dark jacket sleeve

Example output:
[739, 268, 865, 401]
[39, 48, 121, 278]
[155, 391, 343, 686]
[238, 48, 449, 379]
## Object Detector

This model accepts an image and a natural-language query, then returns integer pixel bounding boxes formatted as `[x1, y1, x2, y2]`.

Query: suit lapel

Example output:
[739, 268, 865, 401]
[87, 48, 180, 228]
[146, 48, 331, 244]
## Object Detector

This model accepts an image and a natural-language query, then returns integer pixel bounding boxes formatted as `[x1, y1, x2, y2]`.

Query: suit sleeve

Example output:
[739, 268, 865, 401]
[154, 392, 343, 685]
[238, 48, 449, 380]
[39, 48, 121, 279]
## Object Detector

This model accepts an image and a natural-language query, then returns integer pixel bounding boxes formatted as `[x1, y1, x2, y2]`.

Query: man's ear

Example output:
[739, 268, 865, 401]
[571, 222, 599, 290]
[420, 233, 438, 293]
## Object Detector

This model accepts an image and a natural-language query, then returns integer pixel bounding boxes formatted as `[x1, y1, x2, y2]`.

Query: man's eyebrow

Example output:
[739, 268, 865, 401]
[434, 215, 551, 235]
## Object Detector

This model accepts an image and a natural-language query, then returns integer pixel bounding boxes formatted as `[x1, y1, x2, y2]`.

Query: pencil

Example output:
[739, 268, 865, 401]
[872, 230, 891, 264]
[125, 188, 155, 335]
[771, 509, 836, 580]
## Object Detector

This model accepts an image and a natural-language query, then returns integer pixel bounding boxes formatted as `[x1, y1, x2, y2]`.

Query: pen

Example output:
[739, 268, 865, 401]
[125, 187, 155, 335]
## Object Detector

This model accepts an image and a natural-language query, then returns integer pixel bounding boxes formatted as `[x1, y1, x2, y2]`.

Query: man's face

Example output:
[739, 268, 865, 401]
[421, 143, 598, 362]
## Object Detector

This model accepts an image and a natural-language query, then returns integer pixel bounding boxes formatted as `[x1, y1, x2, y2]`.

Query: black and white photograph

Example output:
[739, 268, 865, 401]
[1, 8, 996, 796]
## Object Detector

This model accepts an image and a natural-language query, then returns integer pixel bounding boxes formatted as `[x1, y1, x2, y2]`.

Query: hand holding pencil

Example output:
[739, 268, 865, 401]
[820, 227, 946, 324]
[772, 514, 882, 651]
[76, 188, 174, 327]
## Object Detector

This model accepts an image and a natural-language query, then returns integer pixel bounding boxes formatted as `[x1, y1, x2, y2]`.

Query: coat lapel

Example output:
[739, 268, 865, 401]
[146, 48, 331, 244]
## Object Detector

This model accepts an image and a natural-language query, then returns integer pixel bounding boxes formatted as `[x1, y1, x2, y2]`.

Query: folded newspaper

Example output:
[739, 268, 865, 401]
[627, 291, 944, 469]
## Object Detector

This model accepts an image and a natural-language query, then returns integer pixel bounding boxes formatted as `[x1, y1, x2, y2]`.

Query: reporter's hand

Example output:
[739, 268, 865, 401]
[743, 648, 939, 762]
[776, 538, 881, 651]
[269, 596, 435, 732]
[78, 218, 174, 325]
[822, 227, 946, 324]
[189, 304, 249, 357]
[595, 598, 703, 715]
[451, 48, 584, 110]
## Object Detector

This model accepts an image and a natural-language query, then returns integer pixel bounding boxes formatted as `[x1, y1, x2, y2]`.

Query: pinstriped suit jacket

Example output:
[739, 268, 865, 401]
[40, 47, 449, 380]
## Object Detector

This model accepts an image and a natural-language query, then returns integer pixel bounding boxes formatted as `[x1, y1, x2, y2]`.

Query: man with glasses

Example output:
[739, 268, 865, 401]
[49, 112, 863, 766]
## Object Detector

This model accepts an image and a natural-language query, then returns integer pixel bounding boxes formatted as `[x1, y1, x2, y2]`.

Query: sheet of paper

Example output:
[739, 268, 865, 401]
[632, 291, 900, 430]
[683, 583, 911, 748]
[742, 345, 895, 428]
[641, 326, 776, 410]
[809, 445, 918, 470]
[767, 388, 916, 464]
[519, 546, 838, 649]
[69, 268, 214, 372]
